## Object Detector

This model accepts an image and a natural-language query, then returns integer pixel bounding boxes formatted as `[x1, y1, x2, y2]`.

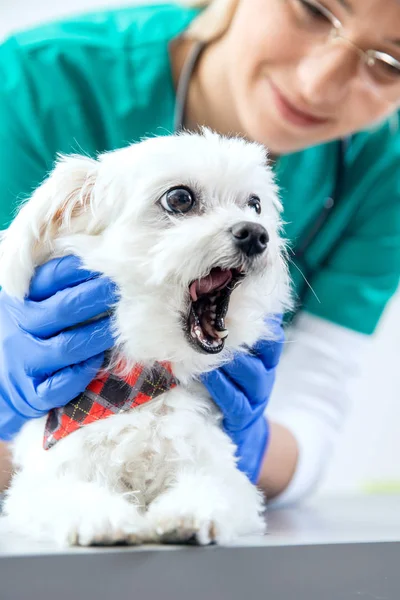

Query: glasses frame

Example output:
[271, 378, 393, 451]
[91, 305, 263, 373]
[290, 0, 400, 84]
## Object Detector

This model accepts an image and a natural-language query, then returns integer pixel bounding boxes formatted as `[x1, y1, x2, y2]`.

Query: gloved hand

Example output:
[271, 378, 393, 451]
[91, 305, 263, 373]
[201, 316, 284, 485]
[0, 255, 118, 441]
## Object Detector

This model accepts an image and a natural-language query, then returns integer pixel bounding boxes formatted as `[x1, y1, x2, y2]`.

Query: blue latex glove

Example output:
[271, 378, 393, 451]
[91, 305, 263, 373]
[0, 255, 118, 441]
[201, 316, 284, 484]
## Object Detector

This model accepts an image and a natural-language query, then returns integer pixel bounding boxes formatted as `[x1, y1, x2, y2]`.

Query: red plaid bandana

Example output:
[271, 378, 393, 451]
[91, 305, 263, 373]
[43, 360, 177, 450]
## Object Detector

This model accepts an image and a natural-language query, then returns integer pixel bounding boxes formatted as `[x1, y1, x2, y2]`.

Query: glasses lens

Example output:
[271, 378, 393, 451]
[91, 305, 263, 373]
[368, 54, 400, 84]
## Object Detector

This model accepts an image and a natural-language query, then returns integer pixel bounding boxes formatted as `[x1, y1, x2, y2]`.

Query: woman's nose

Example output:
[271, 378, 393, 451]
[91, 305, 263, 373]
[296, 44, 359, 107]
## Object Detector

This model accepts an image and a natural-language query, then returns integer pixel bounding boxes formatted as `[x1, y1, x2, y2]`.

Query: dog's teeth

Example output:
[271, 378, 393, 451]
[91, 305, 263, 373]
[194, 327, 202, 338]
[216, 329, 229, 339]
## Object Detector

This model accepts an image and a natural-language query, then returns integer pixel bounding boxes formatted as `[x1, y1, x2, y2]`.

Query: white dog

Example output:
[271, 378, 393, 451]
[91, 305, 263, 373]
[0, 129, 289, 546]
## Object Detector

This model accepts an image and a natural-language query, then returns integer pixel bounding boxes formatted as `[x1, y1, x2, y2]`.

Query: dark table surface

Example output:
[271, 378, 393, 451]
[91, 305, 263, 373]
[1, 494, 399, 600]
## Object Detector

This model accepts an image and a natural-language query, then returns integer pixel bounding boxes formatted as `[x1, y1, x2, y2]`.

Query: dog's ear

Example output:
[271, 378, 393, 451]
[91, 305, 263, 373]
[0, 154, 99, 298]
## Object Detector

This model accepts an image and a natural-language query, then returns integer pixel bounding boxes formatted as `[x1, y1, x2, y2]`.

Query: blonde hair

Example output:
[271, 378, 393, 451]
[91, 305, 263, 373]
[179, 0, 239, 41]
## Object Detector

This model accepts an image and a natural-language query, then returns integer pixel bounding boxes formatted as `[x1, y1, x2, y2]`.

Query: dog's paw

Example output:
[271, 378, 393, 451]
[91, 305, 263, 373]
[67, 522, 146, 547]
[144, 471, 266, 545]
[52, 489, 148, 547]
[145, 500, 251, 546]
[146, 513, 218, 546]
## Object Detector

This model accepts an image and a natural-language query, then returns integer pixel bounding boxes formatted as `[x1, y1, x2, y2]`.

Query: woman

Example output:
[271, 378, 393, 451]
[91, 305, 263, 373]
[0, 0, 399, 504]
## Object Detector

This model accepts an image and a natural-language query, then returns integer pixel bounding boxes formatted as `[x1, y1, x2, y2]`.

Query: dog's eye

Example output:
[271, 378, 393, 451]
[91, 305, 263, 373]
[160, 187, 195, 214]
[248, 195, 261, 215]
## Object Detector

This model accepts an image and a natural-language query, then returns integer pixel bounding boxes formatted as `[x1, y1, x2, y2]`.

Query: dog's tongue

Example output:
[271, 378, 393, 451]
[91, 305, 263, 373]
[189, 268, 232, 302]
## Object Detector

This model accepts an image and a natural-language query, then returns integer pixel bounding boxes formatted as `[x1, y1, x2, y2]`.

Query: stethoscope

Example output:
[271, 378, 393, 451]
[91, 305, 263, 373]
[173, 41, 348, 308]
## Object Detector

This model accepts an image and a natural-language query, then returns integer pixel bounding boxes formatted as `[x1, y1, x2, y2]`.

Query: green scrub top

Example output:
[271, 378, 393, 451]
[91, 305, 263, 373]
[1, 3, 399, 335]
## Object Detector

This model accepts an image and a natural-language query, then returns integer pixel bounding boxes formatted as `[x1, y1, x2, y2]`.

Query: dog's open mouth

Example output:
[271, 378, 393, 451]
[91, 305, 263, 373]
[187, 267, 245, 354]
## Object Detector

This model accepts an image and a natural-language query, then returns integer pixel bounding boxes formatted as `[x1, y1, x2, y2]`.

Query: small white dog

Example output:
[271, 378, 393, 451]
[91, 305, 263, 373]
[0, 129, 289, 546]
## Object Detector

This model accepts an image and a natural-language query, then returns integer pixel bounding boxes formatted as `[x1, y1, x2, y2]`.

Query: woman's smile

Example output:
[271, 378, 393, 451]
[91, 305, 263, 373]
[267, 78, 333, 129]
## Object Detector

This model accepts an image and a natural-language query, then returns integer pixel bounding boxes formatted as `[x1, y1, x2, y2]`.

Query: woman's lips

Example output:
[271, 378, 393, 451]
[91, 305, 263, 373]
[269, 80, 331, 128]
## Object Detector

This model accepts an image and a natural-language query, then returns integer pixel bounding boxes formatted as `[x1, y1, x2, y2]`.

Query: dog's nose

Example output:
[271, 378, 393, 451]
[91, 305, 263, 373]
[231, 222, 269, 257]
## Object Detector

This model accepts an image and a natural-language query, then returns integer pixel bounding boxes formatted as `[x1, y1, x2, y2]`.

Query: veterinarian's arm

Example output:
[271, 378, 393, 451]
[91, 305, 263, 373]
[262, 141, 400, 502]
[263, 312, 368, 505]
[0, 442, 12, 492]
[257, 422, 298, 500]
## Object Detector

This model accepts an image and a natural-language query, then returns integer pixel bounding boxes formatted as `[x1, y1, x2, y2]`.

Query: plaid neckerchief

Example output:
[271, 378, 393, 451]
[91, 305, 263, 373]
[43, 359, 177, 450]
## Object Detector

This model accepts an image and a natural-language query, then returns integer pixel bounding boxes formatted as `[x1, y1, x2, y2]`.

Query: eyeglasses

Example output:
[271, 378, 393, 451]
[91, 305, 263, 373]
[284, 0, 400, 89]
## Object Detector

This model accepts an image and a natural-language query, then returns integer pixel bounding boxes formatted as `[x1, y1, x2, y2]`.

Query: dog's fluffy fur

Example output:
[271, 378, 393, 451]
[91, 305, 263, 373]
[0, 130, 290, 546]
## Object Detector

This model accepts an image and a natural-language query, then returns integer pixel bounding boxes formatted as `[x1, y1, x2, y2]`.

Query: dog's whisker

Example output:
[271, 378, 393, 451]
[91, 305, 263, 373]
[288, 257, 320, 304]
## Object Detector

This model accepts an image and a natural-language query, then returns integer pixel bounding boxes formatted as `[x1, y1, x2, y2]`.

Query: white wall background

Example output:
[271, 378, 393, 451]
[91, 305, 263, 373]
[1, 0, 399, 496]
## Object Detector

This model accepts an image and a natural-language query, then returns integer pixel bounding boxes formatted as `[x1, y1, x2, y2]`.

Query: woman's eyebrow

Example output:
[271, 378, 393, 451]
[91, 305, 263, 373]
[336, 0, 353, 13]
[337, 1, 400, 49]
[385, 38, 400, 47]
